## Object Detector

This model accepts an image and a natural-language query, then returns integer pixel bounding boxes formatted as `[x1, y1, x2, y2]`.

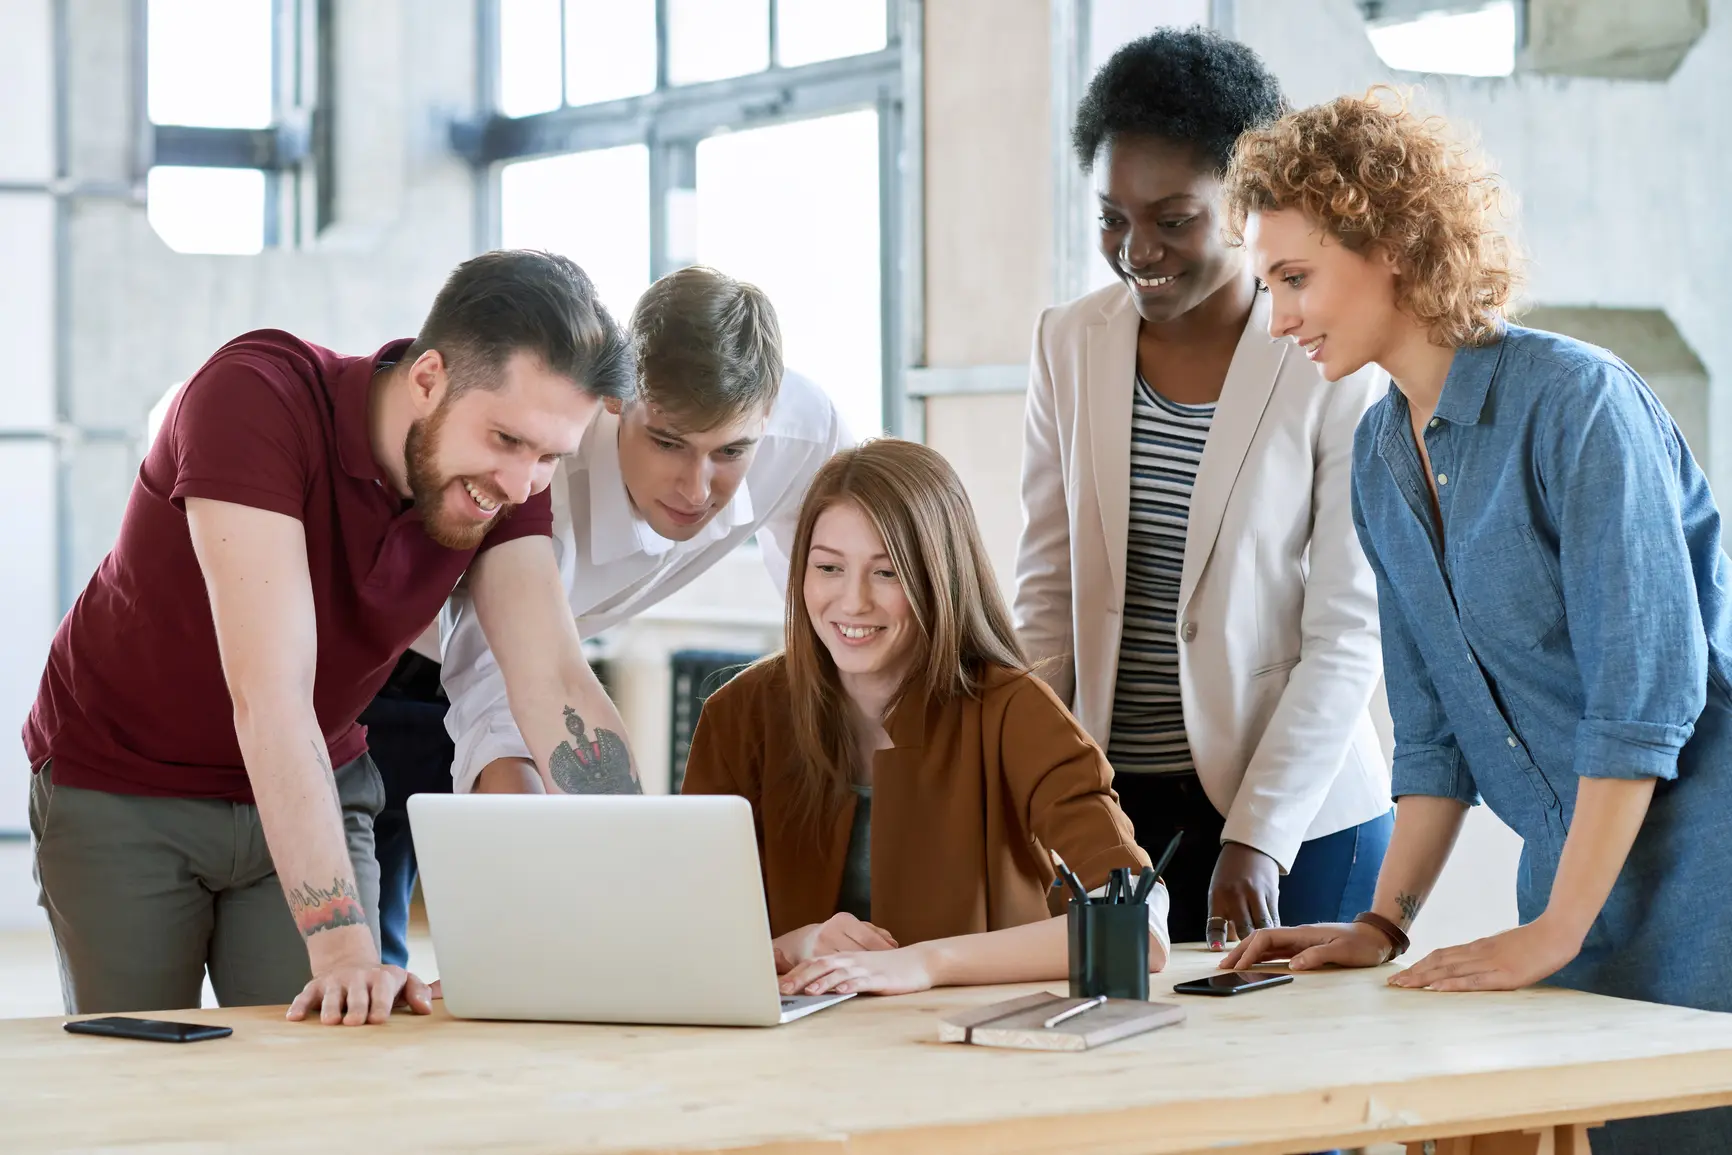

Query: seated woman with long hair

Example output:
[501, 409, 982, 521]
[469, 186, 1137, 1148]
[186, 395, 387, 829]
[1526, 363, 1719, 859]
[683, 438, 1169, 996]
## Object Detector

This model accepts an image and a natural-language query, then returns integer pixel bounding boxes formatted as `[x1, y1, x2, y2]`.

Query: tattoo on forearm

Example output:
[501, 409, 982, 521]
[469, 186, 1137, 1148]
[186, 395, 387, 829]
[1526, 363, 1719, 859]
[287, 877, 368, 940]
[1396, 891, 1423, 927]
[549, 705, 639, 795]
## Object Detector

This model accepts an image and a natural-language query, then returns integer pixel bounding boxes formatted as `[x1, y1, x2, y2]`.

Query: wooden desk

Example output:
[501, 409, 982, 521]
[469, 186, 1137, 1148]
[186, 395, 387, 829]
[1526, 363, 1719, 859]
[5, 948, 1731, 1154]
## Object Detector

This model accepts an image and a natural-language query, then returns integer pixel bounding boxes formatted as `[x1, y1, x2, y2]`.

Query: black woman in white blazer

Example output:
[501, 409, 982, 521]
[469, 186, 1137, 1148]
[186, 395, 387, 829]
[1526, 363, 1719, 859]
[1013, 29, 1393, 949]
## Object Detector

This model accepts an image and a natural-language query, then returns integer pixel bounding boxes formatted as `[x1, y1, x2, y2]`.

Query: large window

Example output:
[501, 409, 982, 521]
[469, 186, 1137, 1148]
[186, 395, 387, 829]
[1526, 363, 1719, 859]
[460, 0, 909, 436]
[144, 0, 331, 254]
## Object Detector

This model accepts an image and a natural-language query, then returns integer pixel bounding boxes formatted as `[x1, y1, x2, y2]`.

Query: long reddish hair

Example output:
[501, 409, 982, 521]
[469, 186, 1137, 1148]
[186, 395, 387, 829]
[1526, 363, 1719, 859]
[776, 438, 1026, 825]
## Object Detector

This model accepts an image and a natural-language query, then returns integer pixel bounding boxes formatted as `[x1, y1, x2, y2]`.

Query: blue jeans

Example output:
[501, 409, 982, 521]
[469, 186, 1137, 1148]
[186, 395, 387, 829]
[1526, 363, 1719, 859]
[1279, 806, 1393, 926]
[1111, 771, 1392, 939]
[356, 696, 453, 969]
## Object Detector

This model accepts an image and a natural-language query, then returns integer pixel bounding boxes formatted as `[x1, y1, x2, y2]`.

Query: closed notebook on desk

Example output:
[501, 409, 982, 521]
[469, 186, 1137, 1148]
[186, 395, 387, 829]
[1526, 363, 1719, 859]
[939, 993, 1186, 1051]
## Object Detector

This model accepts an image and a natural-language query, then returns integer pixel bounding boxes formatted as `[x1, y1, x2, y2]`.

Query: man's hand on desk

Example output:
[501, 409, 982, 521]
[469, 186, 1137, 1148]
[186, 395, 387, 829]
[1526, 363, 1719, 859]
[1388, 918, 1582, 992]
[772, 913, 899, 973]
[1220, 921, 1392, 972]
[287, 957, 434, 1025]
[286, 923, 433, 1025]
[1208, 842, 1282, 949]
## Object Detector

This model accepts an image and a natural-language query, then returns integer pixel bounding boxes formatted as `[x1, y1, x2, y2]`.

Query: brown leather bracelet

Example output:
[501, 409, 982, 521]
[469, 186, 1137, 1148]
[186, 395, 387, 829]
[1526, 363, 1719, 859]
[1354, 911, 1411, 960]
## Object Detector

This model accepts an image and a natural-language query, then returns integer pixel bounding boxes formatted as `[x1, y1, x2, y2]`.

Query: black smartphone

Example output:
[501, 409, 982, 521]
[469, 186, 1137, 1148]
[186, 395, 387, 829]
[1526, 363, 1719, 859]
[1173, 971, 1295, 996]
[64, 1016, 233, 1043]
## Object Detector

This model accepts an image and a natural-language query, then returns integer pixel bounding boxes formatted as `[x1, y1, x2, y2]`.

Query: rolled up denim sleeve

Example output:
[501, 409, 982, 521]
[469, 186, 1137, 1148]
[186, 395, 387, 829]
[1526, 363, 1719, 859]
[1352, 466, 1478, 807]
[1543, 362, 1706, 781]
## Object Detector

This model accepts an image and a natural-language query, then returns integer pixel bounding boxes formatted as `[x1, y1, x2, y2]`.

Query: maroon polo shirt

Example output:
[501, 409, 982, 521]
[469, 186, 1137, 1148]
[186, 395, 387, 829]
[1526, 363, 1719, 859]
[24, 329, 553, 801]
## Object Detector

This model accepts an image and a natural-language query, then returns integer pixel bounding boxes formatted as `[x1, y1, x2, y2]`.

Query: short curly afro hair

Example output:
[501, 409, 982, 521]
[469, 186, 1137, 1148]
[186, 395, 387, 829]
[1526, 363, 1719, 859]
[1072, 27, 1285, 174]
[1222, 87, 1521, 348]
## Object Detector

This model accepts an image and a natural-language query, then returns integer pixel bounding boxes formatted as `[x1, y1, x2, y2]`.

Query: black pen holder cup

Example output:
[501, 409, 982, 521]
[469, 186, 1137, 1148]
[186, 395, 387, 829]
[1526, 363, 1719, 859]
[1067, 899, 1150, 1000]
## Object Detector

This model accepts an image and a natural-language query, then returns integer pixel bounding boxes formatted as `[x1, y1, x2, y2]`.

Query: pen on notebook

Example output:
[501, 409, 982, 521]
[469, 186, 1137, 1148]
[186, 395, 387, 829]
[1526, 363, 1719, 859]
[1049, 849, 1090, 904]
[1043, 994, 1108, 1029]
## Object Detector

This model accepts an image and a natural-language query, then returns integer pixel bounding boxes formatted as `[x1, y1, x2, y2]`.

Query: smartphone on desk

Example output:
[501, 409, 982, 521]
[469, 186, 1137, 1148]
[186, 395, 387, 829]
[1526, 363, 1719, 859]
[64, 1016, 233, 1043]
[1173, 971, 1294, 997]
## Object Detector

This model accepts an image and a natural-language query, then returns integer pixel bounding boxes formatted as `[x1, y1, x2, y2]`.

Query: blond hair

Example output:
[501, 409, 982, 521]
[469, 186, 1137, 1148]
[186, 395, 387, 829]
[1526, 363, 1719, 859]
[1223, 87, 1521, 347]
[630, 265, 783, 429]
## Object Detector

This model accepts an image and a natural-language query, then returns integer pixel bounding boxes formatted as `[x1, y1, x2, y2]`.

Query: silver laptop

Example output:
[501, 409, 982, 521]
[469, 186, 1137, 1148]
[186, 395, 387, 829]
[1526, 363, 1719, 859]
[408, 793, 853, 1026]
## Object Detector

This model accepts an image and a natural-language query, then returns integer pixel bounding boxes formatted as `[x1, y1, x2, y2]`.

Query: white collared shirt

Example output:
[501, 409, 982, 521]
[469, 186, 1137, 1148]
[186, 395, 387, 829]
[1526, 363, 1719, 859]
[440, 370, 851, 793]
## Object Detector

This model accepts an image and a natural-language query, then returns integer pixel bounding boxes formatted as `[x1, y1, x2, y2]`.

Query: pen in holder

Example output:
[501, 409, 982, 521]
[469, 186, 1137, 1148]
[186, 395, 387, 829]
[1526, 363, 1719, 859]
[1067, 897, 1149, 1001]
[1052, 831, 1182, 1003]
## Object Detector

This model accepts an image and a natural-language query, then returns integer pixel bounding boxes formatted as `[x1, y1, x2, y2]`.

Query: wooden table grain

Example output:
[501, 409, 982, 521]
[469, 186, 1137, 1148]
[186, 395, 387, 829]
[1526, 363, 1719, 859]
[5, 947, 1731, 1154]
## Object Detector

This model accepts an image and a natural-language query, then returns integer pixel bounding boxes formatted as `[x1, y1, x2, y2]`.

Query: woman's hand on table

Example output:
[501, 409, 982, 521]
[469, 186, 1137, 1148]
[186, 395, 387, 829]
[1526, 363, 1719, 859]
[1388, 918, 1582, 992]
[772, 914, 899, 973]
[1219, 921, 1393, 971]
[779, 944, 936, 997]
[1207, 842, 1283, 949]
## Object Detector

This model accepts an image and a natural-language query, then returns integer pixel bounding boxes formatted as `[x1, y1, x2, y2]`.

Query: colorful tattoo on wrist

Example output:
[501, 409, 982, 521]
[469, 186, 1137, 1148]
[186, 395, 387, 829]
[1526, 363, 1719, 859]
[287, 877, 368, 940]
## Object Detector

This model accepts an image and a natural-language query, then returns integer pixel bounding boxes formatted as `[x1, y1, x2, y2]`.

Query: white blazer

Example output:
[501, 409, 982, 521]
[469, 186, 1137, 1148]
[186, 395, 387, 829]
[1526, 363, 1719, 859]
[1012, 283, 1391, 871]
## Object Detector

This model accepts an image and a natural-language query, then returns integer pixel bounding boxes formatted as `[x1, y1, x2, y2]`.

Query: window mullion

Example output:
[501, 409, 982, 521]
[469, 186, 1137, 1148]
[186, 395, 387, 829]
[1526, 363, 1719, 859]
[654, 0, 670, 89]
[559, 0, 570, 107]
[649, 136, 698, 281]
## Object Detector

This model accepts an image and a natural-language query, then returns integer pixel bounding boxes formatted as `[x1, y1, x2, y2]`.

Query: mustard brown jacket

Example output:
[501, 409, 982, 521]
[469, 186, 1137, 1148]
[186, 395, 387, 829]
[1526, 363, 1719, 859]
[681, 657, 1151, 946]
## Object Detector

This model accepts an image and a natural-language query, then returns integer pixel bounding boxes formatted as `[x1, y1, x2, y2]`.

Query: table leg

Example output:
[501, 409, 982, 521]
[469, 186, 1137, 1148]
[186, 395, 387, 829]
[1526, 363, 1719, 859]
[1403, 1123, 1595, 1155]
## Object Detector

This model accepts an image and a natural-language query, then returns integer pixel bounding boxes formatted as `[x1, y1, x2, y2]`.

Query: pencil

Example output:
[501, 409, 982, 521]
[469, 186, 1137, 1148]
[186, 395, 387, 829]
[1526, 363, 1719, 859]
[1042, 994, 1107, 1029]
[1049, 848, 1090, 904]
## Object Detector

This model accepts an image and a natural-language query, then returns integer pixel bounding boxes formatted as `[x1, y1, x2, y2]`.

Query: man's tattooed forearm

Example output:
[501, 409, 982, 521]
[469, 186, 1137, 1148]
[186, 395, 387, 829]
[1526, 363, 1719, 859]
[286, 877, 368, 940]
[1396, 891, 1423, 927]
[549, 705, 640, 795]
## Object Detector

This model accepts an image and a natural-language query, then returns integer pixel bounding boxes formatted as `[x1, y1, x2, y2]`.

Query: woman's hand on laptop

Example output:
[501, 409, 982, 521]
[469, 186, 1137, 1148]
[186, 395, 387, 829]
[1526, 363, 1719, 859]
[772, 914, 898, 973]
[780, 945, 934, 997]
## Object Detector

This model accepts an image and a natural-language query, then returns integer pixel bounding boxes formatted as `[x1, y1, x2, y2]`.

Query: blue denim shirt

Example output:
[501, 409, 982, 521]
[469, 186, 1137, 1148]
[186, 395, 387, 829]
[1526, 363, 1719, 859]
[1351, 324, 1732, 1022]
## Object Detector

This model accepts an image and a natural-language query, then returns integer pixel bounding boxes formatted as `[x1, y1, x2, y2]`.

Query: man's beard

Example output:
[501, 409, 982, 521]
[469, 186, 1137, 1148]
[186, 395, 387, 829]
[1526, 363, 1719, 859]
[404, 400, 515, 551]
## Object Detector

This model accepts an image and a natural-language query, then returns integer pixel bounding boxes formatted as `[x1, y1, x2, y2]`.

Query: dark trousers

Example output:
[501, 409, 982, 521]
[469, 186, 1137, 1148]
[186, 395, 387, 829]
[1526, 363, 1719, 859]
[357, 691, 453, 969]
[32, 756, 383, 1013]
[1112, 770, 1392, 944]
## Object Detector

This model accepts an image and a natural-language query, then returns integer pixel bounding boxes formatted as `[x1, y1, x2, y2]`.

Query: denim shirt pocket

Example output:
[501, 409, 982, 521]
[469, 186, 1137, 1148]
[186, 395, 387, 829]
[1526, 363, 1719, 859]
[1452, 522, 1567, 653]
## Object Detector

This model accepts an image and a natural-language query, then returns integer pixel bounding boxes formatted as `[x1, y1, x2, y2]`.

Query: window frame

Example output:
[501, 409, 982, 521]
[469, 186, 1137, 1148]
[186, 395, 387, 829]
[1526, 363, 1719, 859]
[136, 0, 335, 249]
[452, 0, 923, 436]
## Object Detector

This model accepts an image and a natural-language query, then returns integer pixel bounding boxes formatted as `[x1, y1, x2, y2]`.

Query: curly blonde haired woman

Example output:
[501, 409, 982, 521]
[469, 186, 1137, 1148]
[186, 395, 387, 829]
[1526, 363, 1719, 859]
[1219, 90, 1732, 1153]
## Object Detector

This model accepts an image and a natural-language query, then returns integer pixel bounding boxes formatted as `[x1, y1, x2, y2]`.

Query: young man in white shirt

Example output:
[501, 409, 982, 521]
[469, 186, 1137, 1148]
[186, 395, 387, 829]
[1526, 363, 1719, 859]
[368, 266, 852, 962]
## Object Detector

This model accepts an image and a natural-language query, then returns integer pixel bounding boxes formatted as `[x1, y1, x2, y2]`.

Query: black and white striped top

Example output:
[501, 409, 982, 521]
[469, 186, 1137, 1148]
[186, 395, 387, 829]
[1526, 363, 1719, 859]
[1106, 374, 1216, 775]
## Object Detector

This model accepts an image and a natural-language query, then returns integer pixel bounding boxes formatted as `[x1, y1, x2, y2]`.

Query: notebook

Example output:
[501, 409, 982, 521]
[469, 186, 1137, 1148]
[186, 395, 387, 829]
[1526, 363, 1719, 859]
[939, 992, 1186, 1051]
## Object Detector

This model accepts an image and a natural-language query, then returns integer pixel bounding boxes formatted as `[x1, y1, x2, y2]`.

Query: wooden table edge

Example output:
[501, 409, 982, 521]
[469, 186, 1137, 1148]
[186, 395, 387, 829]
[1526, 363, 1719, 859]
[657, 1051, 1732, 1155]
